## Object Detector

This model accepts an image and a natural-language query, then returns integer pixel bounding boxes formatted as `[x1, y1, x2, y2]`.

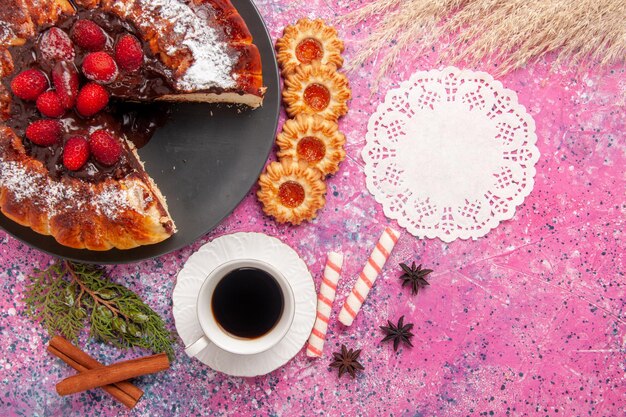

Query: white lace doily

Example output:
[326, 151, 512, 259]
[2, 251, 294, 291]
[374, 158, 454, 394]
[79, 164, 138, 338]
[363, 67, 540, 242]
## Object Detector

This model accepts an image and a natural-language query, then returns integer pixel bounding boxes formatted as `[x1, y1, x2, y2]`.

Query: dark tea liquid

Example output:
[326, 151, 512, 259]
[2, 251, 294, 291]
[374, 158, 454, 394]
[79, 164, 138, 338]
[211, 267, 284, 339]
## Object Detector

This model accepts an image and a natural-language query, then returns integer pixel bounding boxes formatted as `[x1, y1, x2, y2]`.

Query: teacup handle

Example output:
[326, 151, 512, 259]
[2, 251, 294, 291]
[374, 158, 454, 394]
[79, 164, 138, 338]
[185, 336, 212, 358]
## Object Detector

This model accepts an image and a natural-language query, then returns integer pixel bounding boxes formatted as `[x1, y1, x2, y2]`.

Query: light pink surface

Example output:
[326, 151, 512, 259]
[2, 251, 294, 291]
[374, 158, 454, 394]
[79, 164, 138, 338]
[0, 1, 625, 416]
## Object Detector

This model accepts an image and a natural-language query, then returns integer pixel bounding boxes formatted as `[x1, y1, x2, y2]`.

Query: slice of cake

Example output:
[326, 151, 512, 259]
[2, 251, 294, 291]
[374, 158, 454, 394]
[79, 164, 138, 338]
[0, 0, 265, 250]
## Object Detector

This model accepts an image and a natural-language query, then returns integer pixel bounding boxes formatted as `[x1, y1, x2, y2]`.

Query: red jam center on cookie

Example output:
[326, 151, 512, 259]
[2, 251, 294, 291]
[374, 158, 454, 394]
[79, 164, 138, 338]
[278, 181, 305, 208]
[297, 136, 326, 163]
[303, 83, 330, 112]
[295, 38, 323, 64]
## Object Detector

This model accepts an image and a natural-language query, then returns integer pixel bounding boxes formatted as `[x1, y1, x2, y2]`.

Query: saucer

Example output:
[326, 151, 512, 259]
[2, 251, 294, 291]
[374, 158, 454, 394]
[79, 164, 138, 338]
[172, 232, 316, 377]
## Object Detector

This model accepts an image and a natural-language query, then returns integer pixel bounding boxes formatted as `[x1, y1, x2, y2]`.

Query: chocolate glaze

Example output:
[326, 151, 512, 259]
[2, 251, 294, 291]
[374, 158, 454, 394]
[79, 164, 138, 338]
[27, 9, 177, 99]
[65, 9, 176, 99]
[115, 102, 171, 149]
[2, 1, 263, 186]
[2, 8, 175, 183]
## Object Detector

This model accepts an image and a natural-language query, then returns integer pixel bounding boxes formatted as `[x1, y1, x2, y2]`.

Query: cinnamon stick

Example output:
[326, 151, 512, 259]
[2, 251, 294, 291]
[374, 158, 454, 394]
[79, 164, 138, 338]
[49, 336, 143, 401]
[56, 353, 170, 396]
[47, 345, 138, 409]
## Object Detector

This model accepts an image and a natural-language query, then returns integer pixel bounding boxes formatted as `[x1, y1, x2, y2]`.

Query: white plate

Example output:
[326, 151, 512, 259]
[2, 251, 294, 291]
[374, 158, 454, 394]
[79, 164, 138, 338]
[172, 232, 316, 377]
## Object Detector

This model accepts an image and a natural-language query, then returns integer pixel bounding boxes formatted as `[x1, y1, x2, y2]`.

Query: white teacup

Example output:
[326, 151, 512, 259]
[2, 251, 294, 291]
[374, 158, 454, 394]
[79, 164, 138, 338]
[185, 259, 295, 357]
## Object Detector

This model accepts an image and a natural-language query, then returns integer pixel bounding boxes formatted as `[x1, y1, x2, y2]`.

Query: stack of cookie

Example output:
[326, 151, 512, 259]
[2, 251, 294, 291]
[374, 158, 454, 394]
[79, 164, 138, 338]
[257, 19, 351, 225]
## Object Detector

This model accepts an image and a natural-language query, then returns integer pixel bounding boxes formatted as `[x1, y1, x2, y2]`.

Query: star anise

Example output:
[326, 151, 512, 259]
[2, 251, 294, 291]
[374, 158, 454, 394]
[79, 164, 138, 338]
[380, 315, 414, 351]
[399, 261, 432, 295]
[329, 344, 364, 379]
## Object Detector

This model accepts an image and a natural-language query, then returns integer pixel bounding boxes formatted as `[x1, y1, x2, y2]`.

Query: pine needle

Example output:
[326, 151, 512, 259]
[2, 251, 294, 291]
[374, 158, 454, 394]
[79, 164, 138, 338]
[23, 261, 175, 359]
[340, 0, 626, 86]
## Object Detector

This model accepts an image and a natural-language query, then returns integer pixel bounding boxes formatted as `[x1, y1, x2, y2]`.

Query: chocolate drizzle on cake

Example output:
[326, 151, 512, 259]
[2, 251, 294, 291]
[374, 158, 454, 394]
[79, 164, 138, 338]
[3, 8, 174, 183]
[132, 0, 237, 91]
[0, 160, 134, 218]
[0, 0, 264, 248]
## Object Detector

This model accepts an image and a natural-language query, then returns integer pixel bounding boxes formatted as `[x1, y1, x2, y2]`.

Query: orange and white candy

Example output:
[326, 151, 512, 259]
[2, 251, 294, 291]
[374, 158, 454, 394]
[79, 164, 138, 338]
[306, 252, 344, 358]
[338, 227, 400, 326]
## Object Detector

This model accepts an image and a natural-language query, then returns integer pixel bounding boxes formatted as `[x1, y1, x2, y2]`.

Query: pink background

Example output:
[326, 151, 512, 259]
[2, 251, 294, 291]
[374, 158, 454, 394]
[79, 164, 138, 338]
[1, 1, 625, 416]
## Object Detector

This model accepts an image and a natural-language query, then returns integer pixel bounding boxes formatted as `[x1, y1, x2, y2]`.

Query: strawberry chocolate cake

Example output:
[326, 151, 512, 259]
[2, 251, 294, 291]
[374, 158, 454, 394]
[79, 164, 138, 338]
[0, 0, 265, 250]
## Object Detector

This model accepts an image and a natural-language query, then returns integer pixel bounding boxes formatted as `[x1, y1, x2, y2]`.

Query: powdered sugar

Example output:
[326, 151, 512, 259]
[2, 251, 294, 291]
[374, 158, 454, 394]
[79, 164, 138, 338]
[130, 0, 236, 91]
[0, 162, 39, 202]
[47, 180, 78, 211]
[0, 161, 72, 216]
[0, 160, 132, 219]
[92, 184, 130, 220]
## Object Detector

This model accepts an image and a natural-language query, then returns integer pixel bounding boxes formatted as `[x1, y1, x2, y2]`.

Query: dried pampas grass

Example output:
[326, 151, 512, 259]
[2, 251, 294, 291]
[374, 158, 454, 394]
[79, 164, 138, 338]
[340, 0, 626, 83]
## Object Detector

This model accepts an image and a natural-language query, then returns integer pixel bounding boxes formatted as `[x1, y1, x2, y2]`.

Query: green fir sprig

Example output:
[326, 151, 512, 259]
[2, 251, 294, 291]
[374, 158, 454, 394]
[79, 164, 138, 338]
[23, 260, 174, 359]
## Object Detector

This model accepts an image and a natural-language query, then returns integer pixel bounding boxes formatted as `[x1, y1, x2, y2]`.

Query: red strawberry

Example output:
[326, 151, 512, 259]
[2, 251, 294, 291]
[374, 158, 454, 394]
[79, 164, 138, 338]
[89, 129, 122, 166]
[114, 34, 143, 72]
[51, 61, 79, 109]
[62, 136, 90, 171]
[82, 52, 118, 84]
[10, 69, 48, 101]
[76, 83, 109, 117]
[71, 20, 106, 51]
[36, 91, 65, 118]
[25, 119, 62, 146]
[39, 27, 75, 62]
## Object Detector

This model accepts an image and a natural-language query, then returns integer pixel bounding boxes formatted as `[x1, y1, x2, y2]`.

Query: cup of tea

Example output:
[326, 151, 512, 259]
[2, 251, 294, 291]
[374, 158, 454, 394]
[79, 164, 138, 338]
[184, 259, 295, 357]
